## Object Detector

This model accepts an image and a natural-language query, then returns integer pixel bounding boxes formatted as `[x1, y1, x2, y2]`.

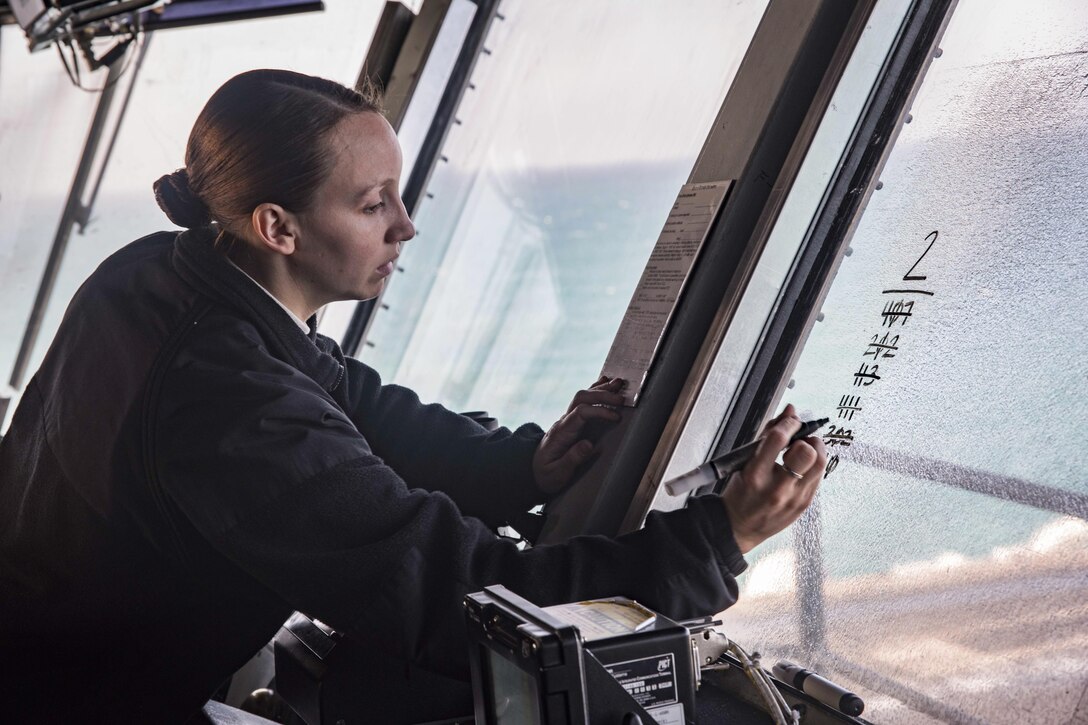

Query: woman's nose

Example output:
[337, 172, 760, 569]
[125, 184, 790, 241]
[386, 217, 414, 245]
[390, 198, 415, 244]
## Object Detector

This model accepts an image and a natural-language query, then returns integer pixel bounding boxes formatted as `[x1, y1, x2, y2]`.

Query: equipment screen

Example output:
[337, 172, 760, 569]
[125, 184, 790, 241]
[485, 648, 542, 725]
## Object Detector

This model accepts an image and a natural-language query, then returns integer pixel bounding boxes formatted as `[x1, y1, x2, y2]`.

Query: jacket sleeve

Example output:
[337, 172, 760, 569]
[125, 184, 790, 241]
[337, 357, 547, 527]
[154, 317, 747, 681]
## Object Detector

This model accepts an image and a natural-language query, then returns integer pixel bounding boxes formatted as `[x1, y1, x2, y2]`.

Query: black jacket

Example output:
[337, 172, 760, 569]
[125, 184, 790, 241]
[0, 228, 747, 723]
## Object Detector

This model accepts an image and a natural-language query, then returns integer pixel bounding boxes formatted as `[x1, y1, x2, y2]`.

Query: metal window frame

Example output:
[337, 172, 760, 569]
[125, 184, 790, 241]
[340, 0, 501, 358]
[356, 1, 417, 123]
[537, 0, 881, 543]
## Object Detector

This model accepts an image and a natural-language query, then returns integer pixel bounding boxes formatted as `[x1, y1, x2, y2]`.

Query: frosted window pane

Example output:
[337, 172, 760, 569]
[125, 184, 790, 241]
[362, 0, 769, 427]
[725, 2, 1088, 724]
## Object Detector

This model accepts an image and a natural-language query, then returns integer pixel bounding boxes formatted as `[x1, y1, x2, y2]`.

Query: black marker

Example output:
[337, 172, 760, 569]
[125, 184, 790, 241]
[772, 660, 864, 717]
[663, 417, 829, 497]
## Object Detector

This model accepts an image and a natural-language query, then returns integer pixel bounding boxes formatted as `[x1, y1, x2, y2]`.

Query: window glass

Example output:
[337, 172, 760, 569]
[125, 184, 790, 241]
[721, 2, 1088, 723]
[0, 3, 390, 402]
[361, 0, 769, 427]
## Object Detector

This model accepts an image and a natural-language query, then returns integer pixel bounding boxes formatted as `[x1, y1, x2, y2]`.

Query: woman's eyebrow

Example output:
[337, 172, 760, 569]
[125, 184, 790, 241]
[354, 179, 395, 201]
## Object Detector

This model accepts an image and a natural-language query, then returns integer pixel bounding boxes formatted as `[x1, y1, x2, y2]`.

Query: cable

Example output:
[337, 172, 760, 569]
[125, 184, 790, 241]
[62, 28, 142, 93]
[723, 638, 800, 725]
[51, 9, 144, 94]
[56, 39, 79, 87]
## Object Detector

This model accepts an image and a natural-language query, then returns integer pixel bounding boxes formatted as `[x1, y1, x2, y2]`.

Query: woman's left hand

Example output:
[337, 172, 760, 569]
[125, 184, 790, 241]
[533, 376, 626, 494]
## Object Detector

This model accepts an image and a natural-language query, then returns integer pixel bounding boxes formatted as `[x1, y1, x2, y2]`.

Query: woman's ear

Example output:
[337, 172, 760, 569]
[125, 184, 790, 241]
[250, 203, 299, 256]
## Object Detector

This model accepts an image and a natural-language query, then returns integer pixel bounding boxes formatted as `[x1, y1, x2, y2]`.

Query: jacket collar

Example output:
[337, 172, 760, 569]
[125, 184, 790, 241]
[172, 227, 346, 394]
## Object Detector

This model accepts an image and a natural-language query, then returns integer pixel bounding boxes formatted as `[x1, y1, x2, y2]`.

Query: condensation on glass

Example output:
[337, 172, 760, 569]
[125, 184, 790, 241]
[0, 4, 389, 393]
[361, 0, 770, 427]
[720, 2, 1088, 723]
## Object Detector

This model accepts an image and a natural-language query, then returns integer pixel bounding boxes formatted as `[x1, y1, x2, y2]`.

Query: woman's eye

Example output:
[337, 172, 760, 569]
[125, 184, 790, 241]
[363, 201, 386, 214]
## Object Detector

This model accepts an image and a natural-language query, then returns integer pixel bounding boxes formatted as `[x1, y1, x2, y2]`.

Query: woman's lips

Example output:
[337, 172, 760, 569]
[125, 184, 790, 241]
[376, 260, 396, 277]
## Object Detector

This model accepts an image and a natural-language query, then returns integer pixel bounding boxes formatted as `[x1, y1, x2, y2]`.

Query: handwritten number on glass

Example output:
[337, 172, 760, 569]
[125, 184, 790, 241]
[827, 231, 939, 476]
[903, 230, 938, 281]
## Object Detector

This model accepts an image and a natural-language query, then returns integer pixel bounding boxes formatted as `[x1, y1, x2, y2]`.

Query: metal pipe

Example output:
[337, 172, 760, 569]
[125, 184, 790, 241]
[846, 442, 1088, 520]
[820, 650, 990, 725]
[794, 499, 828, 656]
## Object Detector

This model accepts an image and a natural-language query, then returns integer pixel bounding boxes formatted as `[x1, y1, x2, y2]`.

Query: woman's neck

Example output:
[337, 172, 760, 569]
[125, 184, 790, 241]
[227, 240, 316, 323]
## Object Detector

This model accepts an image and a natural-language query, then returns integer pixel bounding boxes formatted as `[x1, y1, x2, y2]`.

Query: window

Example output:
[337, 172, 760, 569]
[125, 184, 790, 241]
[716, 2, 1088, 722]
[361, 0, 769, 427]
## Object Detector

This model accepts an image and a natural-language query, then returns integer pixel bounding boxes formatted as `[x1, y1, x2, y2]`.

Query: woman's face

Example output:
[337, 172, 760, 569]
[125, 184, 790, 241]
[291, 111, 415, 307]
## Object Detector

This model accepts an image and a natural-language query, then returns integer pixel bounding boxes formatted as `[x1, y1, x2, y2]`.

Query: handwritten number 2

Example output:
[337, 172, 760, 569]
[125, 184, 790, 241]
[903, 230, 938, 281]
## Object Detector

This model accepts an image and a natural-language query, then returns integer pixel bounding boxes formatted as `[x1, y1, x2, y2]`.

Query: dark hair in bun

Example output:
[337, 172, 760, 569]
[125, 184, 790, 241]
[153, 168, 211, 229]
[153, 69, 383, 236]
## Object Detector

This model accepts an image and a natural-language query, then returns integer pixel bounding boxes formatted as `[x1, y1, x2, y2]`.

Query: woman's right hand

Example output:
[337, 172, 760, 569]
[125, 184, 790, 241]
[719, 404, 827, 554]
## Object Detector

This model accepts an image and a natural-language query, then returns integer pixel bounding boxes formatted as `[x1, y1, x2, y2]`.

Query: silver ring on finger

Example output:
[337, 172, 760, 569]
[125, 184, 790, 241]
[777, 461, 805, 480]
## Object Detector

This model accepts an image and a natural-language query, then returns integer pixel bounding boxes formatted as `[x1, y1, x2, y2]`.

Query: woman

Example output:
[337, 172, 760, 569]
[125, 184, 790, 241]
[0, 69, 825, 723]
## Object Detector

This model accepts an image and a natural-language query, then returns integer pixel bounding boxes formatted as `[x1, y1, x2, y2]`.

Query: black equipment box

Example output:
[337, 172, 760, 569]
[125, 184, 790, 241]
[465, 585, 695, 724]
